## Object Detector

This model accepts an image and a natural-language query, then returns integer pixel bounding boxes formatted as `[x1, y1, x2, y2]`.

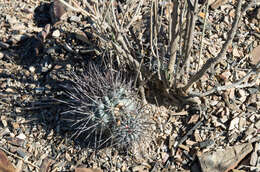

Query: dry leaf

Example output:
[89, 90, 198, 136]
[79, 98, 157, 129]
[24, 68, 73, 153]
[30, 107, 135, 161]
[251, 45, 260, 65]
[0, 150, 16, 172]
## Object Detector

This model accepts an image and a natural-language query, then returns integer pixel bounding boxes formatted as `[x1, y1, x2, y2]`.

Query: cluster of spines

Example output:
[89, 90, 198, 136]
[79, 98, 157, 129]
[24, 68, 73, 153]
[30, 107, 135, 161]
[60, 64, 149, 149]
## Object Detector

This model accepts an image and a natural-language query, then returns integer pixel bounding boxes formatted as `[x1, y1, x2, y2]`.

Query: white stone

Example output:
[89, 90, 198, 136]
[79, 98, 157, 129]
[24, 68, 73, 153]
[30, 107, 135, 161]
[52, 30, 60, 38]
[29, 66, 35, 73]
[229, 117, 239, 130]
[17, 133, 26, 140]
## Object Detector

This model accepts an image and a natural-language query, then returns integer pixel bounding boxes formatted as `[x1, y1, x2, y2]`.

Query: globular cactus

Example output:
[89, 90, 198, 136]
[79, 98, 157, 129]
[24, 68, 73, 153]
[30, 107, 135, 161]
[59, 64, 149, 149]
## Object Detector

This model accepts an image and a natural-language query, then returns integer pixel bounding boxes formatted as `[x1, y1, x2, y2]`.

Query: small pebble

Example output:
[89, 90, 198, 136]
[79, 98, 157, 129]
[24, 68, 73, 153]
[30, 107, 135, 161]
[229, 117, 239, 130]
[29, 66, 35, 73]
[52, 30, 60, 38]
[66, 64, 71, 70]
[12, 23, 26, 31]
[6, 15, 18, 24]
[1, 116, 8, 127]
[0, 128, 10, 138]
[46, 47, 55, 54]
[17, 133, 26, 140]
[35, 87, 44, 94]
[70, 15, 81, 22]
[250, 150, 258, 166]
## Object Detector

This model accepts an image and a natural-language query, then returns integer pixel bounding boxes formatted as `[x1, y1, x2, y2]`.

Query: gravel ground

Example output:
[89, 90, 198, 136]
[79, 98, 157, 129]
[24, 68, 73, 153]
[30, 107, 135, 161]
[0, 0, 259, 172]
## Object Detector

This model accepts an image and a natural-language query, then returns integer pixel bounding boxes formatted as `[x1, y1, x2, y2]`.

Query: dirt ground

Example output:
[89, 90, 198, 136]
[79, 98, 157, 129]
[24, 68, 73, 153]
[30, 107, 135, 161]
[0, 0, 259, 171]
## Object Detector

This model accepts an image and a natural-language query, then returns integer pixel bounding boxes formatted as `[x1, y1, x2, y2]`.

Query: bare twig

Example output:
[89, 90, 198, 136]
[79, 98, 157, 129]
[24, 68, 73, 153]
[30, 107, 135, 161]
[149, 0, 162, 81]
[174, 116, 204, 148]
[111, 0, 120, 32]
[167, 0, 180, 86]
[101, 1, 113, 28]
[182, 0, 243, 92]
[58, 0, 96, 19]
[152, 0, 162, 80]
[125, 0, 143, 31]
[174, 0, 187, 88]
[190, 66, 260, 97]
[181, 0, 199, 85]
[197, 0, 209, 72]
[150, 2, 155, 70]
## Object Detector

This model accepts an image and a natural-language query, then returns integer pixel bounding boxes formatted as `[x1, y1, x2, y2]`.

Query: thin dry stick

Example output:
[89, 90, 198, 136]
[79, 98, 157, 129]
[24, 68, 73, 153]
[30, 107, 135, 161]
[125, 0, 143, 31]
[119, 2, 128, 29]
[154, 0, 162, 80]
[149, 0, 161, 80]
[167, 0, 180, 85]
[174, 0, 187, 88]
[111, 0, 120, 32]
[0, 147, 40, 170]
[182, 0, 243, 92]
[150, 1, 157, 58]
[197, 0, 209, 72]
[150, 1, 155, 70]
[181, 0, 199, 85]
[79, 0, 95, 15]
[190, 65, 260, 97]
[157, 0, 165, 32]
[100, 0, 113, 27]
[58, 0, 96, 19]
[182, 5, 191, 57]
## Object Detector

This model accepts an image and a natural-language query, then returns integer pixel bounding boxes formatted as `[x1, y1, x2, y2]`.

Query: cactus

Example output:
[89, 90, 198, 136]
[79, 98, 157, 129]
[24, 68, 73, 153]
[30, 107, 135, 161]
[59, 64, 149, 149]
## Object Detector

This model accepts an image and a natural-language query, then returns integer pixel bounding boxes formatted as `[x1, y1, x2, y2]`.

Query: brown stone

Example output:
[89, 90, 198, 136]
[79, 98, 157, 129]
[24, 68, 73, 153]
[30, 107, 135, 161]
[198, 143, 253, 172]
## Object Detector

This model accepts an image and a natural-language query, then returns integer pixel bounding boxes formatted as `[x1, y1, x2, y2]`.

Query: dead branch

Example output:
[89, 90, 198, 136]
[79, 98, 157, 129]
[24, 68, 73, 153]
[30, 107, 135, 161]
[182, 0, 243, 92]
[167, 0, 180, 85]
[197, 0, 209, 71]
[189, 62, 260, 97]
[180, 0, 199, 85]
[150, 0, 162, 80]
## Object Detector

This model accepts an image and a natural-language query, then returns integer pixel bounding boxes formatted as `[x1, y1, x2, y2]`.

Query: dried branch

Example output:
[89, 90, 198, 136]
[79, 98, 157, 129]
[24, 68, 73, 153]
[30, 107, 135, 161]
[152, 0, 162, 80]
[125, 0, 143, 31]
[190, 63, 260, 97]
[181, 0, 199, 85]
[58, 0, 96, 19]
[197, 0, 209, 72]
[111, 0, 120, 32]
[182, 0, 243, 92]
[174, 0, 187, 88]
[167, 0, 180, 85]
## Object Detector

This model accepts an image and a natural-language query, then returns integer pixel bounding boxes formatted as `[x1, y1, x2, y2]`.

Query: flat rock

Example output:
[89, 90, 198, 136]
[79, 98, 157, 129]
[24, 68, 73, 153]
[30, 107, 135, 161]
[198, 143, 253, 172]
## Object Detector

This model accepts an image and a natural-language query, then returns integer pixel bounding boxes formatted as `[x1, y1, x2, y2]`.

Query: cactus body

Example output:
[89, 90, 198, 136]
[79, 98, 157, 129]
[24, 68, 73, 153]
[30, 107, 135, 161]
[60, 64, 148, 149]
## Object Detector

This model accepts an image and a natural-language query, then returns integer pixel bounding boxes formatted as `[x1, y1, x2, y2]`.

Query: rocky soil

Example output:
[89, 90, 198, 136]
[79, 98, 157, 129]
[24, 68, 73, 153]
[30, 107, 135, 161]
[0, 0, 259, 172]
